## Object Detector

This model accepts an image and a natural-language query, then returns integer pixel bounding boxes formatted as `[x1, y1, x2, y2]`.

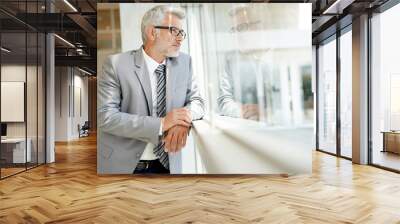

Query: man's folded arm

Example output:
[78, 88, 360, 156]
[217, 65, 241, 118]
[98, 56, 161, 145]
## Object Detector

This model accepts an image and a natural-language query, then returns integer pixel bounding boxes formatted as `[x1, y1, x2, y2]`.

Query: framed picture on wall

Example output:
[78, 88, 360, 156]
[1, 81, 25, 122]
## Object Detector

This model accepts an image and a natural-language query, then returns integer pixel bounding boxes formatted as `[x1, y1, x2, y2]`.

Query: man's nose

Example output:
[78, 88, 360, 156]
[176, 35, 183, 42]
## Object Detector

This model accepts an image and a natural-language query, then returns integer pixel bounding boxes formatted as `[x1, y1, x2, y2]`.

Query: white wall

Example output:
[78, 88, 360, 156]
[1, 66, 26, 129]
[1, 63, 47, 163]
[55, 67, 89, 141]
[1, 65, 38, 138]
[55, 67, 68, 141]
[72, 74, 89, 138]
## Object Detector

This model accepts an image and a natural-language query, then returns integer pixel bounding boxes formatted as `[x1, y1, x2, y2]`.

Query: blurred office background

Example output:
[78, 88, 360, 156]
[0, 0, 97, 179]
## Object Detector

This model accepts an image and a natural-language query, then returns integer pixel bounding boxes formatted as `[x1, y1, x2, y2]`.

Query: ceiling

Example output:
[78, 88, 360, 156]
[0, 0, 96, 75]
[310, 0, 390, 43]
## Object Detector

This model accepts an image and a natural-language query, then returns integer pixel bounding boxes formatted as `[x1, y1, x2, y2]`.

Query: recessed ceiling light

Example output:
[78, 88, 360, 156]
[322, 0, 354, 14]
[63, 0, 78, 12]
[54, 34, 75, 48]
[1, 47, 11, 53]
[77, 67, 92, 76]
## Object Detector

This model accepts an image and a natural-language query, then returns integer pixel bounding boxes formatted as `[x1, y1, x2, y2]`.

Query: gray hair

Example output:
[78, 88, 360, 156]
[141, 5, 186, 43]
[228, 3, 250, 17]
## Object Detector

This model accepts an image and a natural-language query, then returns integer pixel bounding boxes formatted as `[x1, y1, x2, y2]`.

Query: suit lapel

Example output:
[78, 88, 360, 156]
[166, 57, 178, 113]
[133, 49, 153, 115]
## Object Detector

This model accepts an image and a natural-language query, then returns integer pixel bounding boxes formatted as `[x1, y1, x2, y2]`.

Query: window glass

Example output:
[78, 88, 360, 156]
[371, 3, 400, 171]
[340, 29, 352, 158]
[317, 38, 337, 154]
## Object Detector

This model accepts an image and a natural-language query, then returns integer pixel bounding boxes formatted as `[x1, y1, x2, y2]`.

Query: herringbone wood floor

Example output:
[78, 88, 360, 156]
[1, 134, 400, 224]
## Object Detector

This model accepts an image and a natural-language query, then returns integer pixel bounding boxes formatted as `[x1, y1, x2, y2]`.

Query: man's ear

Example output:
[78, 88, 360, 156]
[150, 26, 158, 41]
[145, 26, 156, 41]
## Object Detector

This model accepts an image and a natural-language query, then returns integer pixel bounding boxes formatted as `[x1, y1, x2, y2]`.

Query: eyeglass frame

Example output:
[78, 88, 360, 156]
[154, 26, 187, 39]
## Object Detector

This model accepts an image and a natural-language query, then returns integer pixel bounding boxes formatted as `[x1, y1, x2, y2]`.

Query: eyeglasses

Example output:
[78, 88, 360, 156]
[154, 26, 186, 39]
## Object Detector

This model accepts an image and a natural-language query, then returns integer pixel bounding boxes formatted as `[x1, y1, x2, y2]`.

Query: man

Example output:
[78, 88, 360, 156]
[218, 4, 270, 121]
[97, 5, 204, 174]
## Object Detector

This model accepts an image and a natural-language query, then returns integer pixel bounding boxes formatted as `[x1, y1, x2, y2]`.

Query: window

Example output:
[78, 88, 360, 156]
[371, 3, 400, 171]
[197, 4, 312, 128]
[317, 37, 337, 154]
[340, 29, 352, 158]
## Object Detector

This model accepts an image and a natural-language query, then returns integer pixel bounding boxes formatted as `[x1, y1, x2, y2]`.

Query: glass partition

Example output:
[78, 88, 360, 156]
[1, 30, 28, 177]
[0, 0, 46, 179]
[317, 37, 337, 155]
[38, 32, 45, 165]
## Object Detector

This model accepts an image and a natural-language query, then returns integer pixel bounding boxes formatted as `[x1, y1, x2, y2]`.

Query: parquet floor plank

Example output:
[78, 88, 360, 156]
[0, 134, 399, 223]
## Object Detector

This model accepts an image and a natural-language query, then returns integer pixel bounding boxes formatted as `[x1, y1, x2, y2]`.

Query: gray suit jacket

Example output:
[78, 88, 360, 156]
[97, 48, 204, 174]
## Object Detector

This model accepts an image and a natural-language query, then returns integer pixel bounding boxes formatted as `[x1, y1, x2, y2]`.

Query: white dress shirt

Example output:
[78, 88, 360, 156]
[140, 48, 166, 160]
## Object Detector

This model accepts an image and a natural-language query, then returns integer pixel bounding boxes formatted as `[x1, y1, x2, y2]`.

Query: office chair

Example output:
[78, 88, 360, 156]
[78, 121, 90, 138]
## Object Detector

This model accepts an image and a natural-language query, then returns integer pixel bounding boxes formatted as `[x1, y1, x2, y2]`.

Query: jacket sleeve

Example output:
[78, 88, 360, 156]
[97, 56, 161, 145]
[217, 56, 241, 117]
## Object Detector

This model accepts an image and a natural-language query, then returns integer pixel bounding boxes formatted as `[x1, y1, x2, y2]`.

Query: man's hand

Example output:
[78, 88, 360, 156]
[241, 104, 260, 120]
[164, 125, 190, 153]
[162, 108, 192, 132]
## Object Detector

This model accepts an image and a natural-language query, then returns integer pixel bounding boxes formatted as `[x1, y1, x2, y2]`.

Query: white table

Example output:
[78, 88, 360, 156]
[1, 138, 31, 163]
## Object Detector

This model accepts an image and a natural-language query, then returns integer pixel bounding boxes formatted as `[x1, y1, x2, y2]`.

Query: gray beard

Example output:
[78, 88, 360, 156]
[166, 50, 179, 58]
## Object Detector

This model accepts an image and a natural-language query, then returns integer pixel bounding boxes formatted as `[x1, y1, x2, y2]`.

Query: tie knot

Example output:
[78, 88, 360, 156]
[155, 64, 166, 74]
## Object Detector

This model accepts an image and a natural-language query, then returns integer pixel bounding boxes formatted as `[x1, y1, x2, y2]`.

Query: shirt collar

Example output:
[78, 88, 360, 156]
[142, 48, 166, 75]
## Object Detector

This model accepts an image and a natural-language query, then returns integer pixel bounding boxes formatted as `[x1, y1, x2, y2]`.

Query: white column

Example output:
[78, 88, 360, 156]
[46, 33, 55, 163]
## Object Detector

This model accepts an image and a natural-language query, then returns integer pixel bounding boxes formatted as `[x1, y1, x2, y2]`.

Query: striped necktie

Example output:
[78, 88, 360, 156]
[153, 64, 169, 169]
